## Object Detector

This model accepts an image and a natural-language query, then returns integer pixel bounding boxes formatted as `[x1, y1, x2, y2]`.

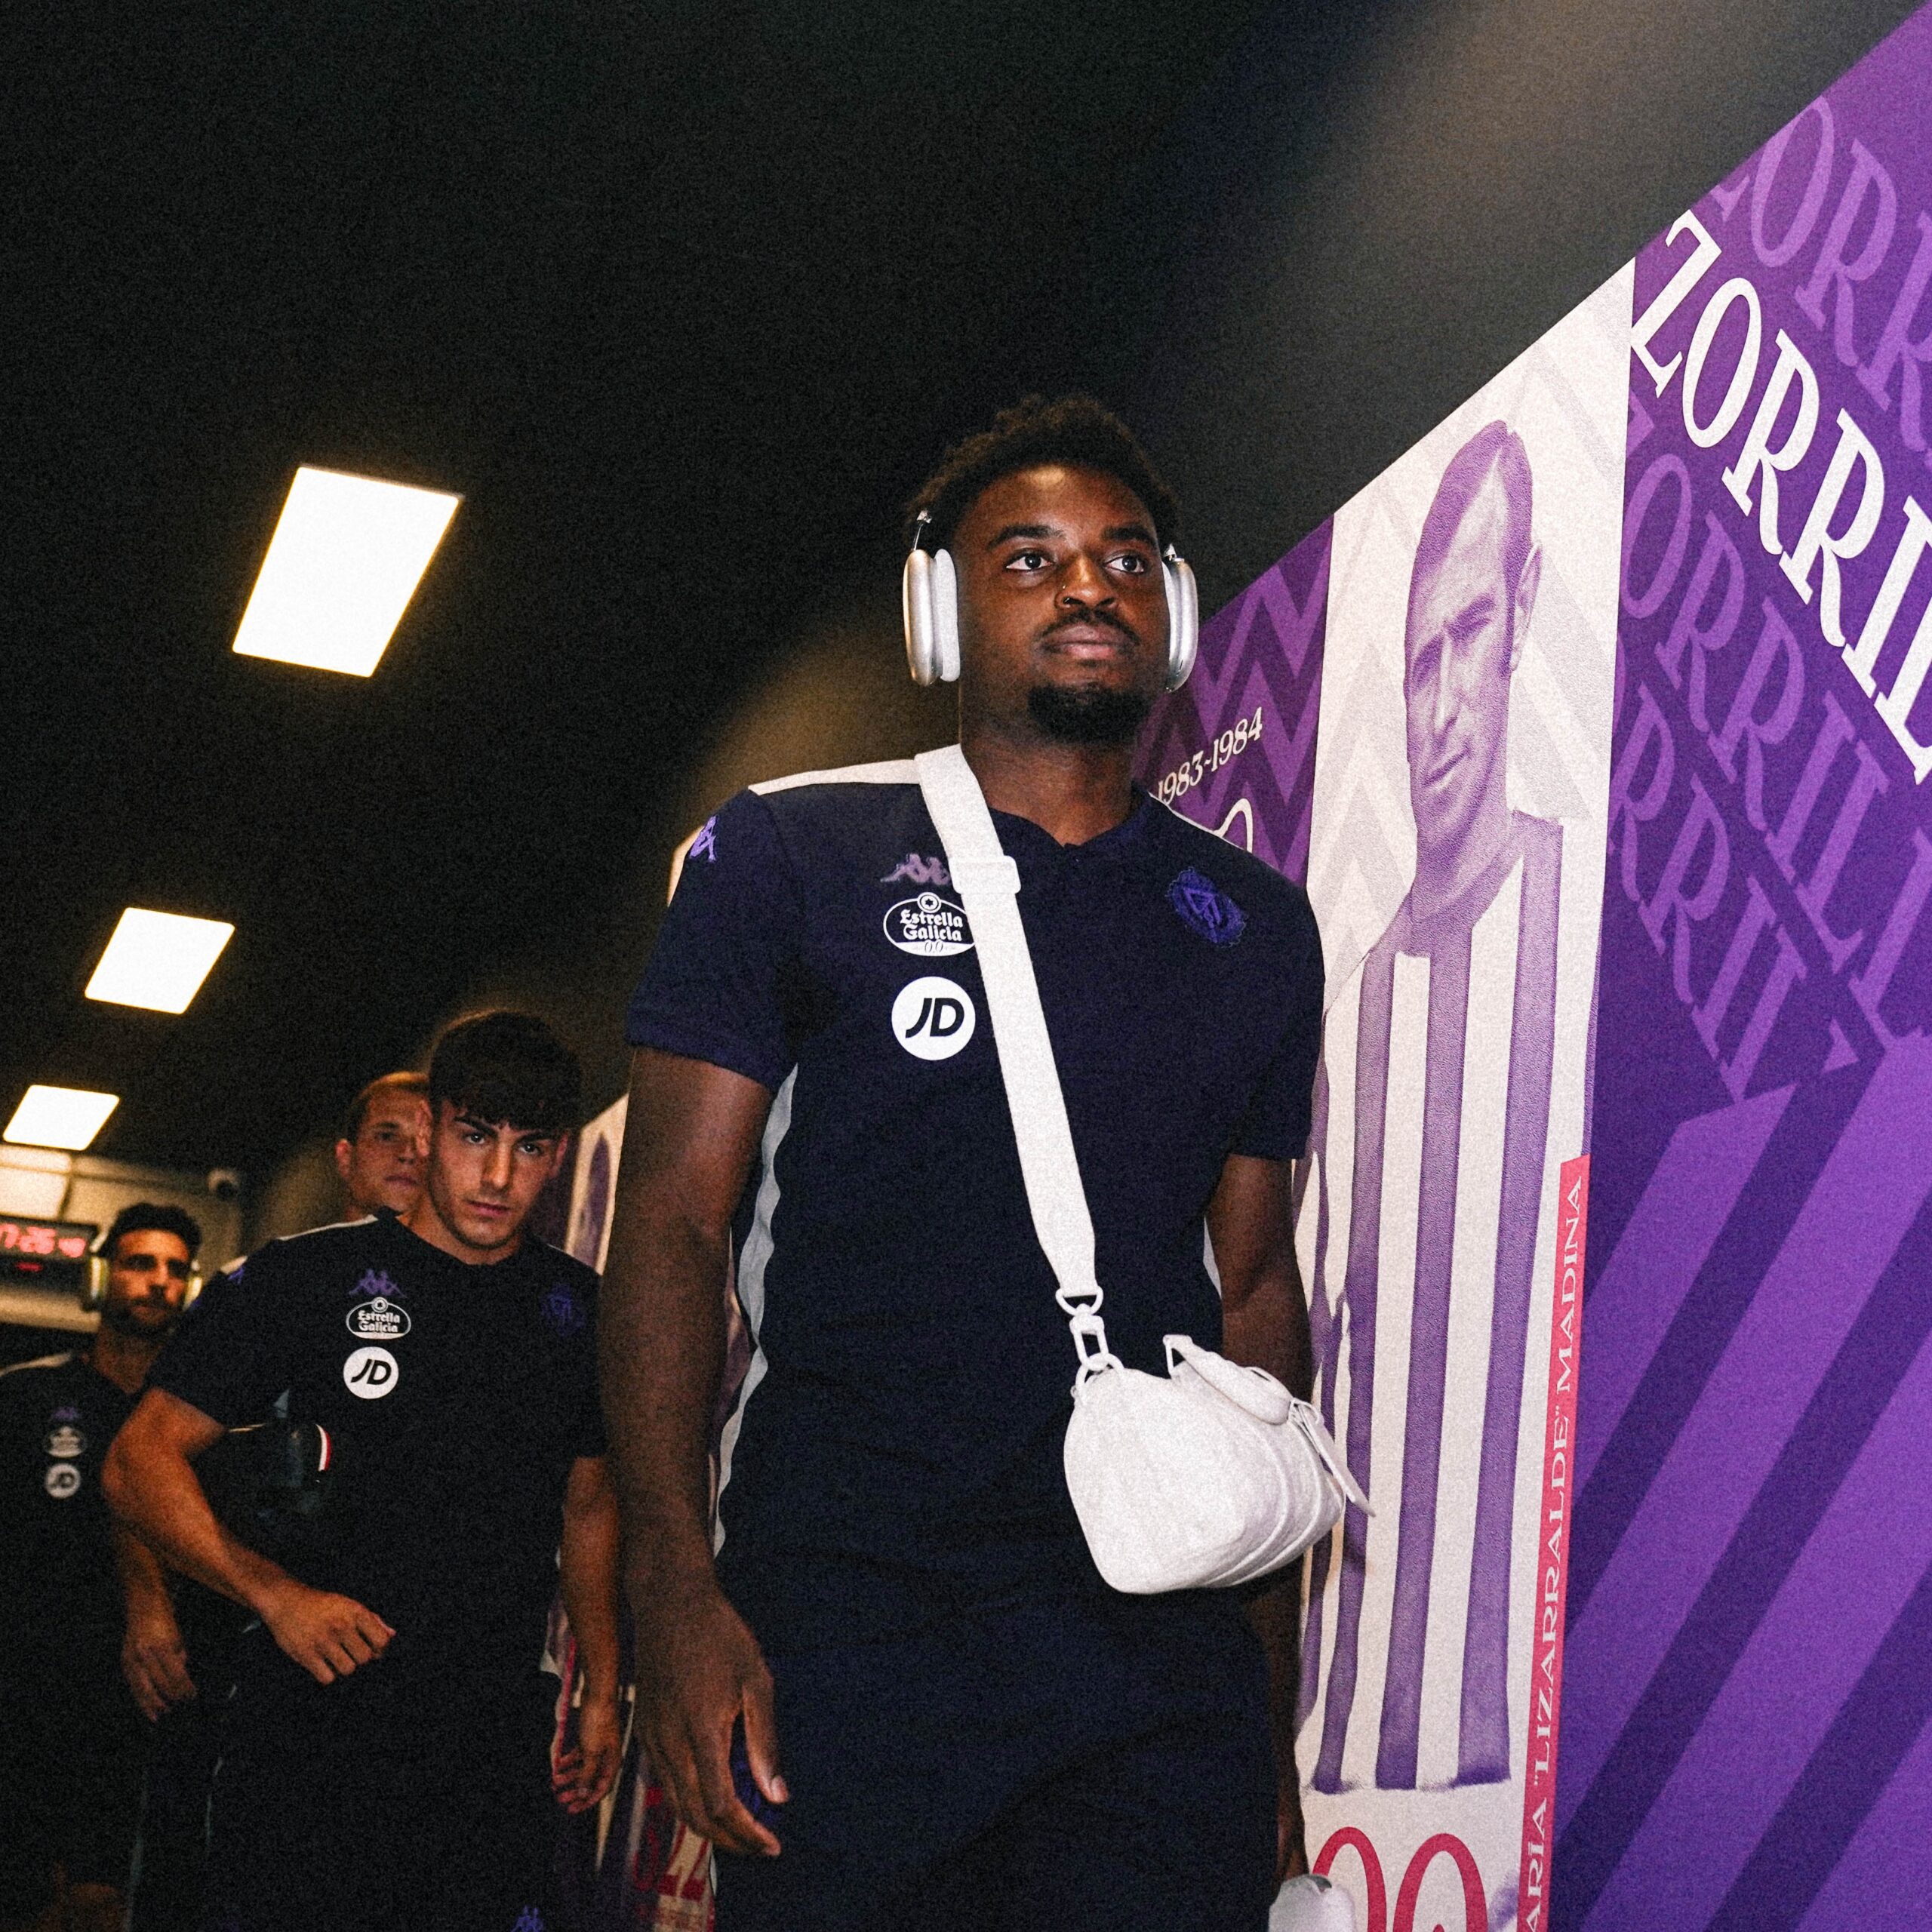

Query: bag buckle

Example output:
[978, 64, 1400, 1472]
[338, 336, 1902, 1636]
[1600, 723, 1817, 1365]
[1068, 1311, 1110, 1360]
[1054, 1282, 1103, 1318]
[1066, 1311, 1121, 1393]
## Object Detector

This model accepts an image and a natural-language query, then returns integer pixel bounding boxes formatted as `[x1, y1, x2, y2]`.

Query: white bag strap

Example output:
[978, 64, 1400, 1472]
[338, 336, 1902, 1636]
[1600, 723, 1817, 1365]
[914, 746, 1119, 1380]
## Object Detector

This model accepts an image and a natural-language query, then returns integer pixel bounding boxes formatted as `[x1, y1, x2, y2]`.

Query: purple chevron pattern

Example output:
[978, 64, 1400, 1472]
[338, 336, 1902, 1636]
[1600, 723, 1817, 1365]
[1558, 11, 1932, 1929]
[1141, 525, 1331, 878]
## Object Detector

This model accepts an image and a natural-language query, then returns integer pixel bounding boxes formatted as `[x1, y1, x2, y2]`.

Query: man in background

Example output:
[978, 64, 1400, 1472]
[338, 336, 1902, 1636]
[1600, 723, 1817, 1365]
[107, 1013, 622, 1932]
[0, 1204, 201, 1932]
[116, 1068, 431, 1930]
[335, 1069, 431, 1217]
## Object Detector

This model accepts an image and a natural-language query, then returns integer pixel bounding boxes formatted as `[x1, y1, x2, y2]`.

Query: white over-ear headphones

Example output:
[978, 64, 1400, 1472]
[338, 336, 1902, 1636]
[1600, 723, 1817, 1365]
[83, 1229, 205, 1313]
[903, 509, 1199, 692]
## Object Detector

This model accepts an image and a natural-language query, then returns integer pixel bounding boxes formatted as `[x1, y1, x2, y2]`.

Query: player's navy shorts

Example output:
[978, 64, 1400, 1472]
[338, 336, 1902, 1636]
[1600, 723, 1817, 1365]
[713, 1589, 1277, 1932]
[201, 1638, 561, 1932]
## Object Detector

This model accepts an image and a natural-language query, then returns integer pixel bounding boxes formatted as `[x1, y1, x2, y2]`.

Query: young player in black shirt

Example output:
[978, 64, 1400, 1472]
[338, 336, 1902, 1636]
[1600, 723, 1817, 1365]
[106, 1014, 621, 1932]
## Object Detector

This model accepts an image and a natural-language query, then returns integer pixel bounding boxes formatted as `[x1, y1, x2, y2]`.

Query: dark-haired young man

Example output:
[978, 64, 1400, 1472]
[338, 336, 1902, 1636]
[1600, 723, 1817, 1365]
[0, 1203, 201, 1932]
[106, 1013, 623, 1932]
[603, 397, 1326, 1930]
[335, 1069, 432, 1217]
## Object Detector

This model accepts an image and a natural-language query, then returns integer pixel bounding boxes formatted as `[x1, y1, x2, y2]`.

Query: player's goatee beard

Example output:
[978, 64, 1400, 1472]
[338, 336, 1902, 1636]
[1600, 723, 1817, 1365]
[1028, 684, 1152, 746]
[102, 1298, 177, 1338]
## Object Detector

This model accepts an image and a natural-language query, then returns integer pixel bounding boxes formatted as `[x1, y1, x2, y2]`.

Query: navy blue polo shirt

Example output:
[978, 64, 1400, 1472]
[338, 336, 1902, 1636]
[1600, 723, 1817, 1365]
[627, 757, 1323, 1653]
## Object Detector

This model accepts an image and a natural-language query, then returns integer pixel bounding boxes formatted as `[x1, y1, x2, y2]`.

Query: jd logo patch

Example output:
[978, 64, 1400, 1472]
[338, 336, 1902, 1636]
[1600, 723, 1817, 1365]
[891, 977, 976, 1060]
[45, 1463, 82, 1499]
[343, 1346, 401, 1399]
[883, 892, 973, 957]
[45, 1425, 85, 1459]
[1167, 867, 1247, 948]
[346, 1297, 411, 1340]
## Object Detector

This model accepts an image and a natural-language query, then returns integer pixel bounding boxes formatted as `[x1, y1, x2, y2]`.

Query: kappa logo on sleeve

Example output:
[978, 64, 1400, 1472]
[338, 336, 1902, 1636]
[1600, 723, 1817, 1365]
[883, 891, 973, 956]
[891, 976, 977, 1060]
[343, 1346, 401, 1399]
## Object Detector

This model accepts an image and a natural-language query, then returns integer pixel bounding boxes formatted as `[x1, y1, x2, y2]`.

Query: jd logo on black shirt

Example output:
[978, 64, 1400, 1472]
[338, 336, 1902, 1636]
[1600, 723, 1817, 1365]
[891, 977, 977, 1061]
[343, 1345, 401, 1399]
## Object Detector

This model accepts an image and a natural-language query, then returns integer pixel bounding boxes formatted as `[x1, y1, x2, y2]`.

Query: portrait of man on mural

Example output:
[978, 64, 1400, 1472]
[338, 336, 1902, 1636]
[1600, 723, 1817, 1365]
[1306, 420, 1565, 1795]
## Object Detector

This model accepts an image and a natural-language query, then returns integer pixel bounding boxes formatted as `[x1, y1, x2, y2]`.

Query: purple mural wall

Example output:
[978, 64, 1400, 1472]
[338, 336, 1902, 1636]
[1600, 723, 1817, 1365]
[1139, 9, 1932, 1927]
[1558, 10, 1932, 1927]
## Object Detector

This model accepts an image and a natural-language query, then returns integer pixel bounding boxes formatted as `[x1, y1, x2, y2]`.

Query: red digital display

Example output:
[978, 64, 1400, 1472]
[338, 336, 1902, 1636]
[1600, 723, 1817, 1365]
[0, 1218, 98, 1279]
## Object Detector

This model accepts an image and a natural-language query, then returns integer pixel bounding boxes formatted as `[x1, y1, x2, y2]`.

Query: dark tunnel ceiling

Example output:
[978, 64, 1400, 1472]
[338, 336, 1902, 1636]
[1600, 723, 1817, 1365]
[7, 0, 1281, 1177]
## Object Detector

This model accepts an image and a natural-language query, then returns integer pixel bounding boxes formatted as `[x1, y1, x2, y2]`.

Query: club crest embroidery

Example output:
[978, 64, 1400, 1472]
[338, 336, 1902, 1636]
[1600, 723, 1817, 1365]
[1167, 867, 1247, 948]
[541, 1282, 586, 1336]
[45, 1424, 85, 1459]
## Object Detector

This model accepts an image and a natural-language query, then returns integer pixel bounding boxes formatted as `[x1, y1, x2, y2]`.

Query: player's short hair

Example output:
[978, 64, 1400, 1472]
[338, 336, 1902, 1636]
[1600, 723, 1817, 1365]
[342, 1070, 430, 1143]
[905, 394, 1180, 552]
[1412, 420, 1535, 608]
[103, 1202, 202, 1263]
[428, 1012, 581, 1137]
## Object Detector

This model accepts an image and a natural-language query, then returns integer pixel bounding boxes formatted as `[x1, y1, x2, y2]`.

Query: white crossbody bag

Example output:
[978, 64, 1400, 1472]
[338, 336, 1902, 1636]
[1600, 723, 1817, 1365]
[915, 745, 1369, 1595]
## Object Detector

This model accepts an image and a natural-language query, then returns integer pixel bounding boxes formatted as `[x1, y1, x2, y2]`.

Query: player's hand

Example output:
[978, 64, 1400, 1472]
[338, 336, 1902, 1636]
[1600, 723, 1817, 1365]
[257, 1578, 395, 1684]
[122, 1601, 195, 1721]
[634, 1579, 784, 1857]
[552, 1690, 625, 1814]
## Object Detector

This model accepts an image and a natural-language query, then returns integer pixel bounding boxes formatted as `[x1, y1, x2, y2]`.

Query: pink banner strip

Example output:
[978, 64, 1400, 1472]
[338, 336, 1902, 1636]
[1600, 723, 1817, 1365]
[1519, 1155, 1589, 1932]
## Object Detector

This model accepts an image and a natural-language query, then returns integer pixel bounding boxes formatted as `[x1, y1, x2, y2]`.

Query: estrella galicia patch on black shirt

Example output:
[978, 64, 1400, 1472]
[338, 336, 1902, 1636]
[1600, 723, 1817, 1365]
[1167, 866, 1247, 947]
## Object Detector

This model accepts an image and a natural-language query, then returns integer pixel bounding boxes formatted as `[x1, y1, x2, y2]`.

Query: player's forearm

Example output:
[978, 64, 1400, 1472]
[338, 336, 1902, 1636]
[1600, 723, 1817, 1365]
[105, 1436, 294, 1617]
[113, 1520, 176, 1620]
[1245, 1563, 1303, 1731]
[598, 1196, 730, 1604]
[561, 1483, 625, 1700]
[1221, 1257, 1313, 1400]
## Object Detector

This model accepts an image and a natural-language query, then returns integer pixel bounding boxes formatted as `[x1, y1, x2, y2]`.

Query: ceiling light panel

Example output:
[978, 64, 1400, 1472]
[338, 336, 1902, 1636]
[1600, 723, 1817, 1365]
[85, 908, 235, 1014]
[232, 466, 460, 676]
[5, 1087, 119, 1151]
